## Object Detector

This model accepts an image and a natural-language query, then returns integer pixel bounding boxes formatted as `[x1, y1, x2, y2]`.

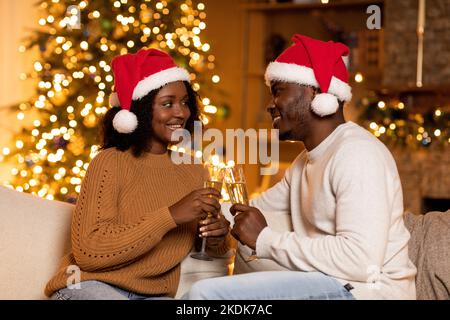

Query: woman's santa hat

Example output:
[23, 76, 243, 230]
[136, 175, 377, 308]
[109, 48, 190, 133]
[265, 34, 352, 117]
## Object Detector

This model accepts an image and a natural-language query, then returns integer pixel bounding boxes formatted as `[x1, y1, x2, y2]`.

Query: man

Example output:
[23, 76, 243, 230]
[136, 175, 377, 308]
[187, 34, 417, 300]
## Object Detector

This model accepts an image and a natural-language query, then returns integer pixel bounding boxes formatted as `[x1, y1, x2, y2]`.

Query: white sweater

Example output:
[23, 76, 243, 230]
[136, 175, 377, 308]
[252, 121, 417, 299]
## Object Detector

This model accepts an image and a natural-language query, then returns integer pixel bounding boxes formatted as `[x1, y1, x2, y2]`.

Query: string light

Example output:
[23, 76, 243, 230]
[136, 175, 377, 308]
[354, 72, 363, 83]
[359, 96, 449, 147]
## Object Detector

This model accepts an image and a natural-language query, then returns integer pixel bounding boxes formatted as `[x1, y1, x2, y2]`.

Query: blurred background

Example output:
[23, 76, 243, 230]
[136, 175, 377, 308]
[0, 0, 448, 214]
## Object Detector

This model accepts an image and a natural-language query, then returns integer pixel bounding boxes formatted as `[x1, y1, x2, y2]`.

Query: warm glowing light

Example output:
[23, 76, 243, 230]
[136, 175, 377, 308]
[212, 75, 220, 83]
[434, 129, 441, 137]
[204, 105, 217, 114]
[33, 166, 43, 174]
[435, 109, 442, 117]
[211, 155, 220, 166]
[377, 101, 386, 109]
[397, 102, 405, 110]
[34, 62, 43, 72]
[227, 160, 235, 168]
[354, 73, 363, 83]
[202, 44, 210, 52]
[38, 189, 47, 197]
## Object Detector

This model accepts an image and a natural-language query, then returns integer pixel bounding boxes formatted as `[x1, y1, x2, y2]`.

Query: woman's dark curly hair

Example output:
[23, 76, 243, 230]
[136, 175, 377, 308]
[100, 81, 200, 157]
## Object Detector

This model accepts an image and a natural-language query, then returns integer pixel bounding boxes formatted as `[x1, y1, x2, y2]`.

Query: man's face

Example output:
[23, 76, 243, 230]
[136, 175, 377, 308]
[267, 82, 314, 141]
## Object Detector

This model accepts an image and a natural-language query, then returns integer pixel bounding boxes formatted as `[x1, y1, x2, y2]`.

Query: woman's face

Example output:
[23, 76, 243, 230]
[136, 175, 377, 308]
[150, 81, 191, 152]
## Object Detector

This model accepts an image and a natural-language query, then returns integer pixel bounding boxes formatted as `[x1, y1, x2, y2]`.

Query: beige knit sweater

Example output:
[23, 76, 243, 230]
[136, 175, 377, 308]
[45, 148, 229, 297]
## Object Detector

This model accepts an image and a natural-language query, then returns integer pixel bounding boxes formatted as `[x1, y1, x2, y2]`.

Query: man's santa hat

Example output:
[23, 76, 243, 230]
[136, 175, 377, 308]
[265, 34, 352, 117]
[109, 48, 190, 133]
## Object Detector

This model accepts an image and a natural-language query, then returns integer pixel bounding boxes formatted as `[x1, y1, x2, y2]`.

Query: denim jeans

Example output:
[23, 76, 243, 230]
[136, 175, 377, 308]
[184, 271, 355, 300]
[51, 280, 172, 300]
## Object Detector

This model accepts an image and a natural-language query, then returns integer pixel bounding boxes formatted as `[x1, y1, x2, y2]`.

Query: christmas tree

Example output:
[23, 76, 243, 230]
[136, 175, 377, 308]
[0, 0, 224, 202]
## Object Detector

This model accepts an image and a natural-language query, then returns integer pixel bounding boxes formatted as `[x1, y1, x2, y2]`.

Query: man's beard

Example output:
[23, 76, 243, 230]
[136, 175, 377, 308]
[279, 129, 294, 141]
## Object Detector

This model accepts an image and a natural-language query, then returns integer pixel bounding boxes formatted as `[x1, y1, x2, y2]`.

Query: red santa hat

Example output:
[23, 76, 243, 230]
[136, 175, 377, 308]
[265, 34, 352, 117]
[109, 48, 190, 133]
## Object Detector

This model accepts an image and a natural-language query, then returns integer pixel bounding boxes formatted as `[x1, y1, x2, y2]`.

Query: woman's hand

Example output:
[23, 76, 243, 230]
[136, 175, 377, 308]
[199, 213, 230, 247]
[169, 188, 221, 225]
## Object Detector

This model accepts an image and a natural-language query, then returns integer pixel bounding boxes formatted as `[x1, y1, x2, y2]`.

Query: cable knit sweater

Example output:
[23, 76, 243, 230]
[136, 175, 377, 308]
[45, 148, 229, 298]
[253, 121, 417, 300]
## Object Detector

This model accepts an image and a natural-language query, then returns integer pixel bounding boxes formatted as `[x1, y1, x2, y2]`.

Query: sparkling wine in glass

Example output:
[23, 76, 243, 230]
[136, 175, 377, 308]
[190, 163, 224, 261]
[225, 165, 258, 262]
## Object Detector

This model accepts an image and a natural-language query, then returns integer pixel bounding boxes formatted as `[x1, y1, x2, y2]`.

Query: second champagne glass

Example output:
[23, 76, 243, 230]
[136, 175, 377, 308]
[224, 165, 258, 262]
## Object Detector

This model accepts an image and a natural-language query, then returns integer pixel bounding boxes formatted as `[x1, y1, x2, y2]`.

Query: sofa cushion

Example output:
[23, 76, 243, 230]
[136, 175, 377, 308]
[0, 186, 230, 299]
[0, 186, 73, 299]
[176, 251, 232, 298]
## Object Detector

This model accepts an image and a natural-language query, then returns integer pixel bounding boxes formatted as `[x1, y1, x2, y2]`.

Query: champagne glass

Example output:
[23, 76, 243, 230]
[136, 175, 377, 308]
[224, 165, 258, 262]
[190, 163, 224, 261]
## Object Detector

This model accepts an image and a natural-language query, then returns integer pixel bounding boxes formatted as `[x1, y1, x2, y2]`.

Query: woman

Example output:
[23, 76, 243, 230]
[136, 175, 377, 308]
[45, 49, 230, 300]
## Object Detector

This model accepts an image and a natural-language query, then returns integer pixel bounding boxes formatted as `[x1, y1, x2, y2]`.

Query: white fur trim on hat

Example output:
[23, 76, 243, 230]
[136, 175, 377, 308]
[113, 109, 138, 134]
[311, 93, 339, 117]
[132, 67, 190, 100]
[109, 92, 121, 107]
[265, 61, 352, 102]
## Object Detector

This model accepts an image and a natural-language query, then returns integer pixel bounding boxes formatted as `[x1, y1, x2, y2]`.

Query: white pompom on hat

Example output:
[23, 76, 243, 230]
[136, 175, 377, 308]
[265, 34, 352, 117]
[109, 48, 190, 133]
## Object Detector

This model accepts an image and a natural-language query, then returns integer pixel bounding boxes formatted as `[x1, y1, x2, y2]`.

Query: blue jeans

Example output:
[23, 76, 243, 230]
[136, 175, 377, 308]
[51, 280, 172, 300]
[184, 271, 355, 300]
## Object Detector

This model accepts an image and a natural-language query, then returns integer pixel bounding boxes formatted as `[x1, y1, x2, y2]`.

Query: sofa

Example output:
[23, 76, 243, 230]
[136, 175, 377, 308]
[0, 186, 230, 300]
[1, 185, 449, 300]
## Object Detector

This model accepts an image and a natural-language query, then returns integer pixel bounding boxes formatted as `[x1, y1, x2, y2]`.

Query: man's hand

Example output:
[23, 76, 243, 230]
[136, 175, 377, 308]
[230, 204, 268, 250]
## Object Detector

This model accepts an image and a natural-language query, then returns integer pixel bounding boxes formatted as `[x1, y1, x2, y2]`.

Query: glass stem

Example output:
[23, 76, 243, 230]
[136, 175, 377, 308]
[201, 237, 207, 253]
